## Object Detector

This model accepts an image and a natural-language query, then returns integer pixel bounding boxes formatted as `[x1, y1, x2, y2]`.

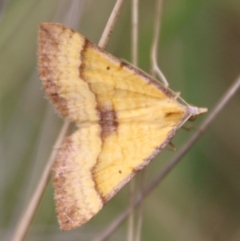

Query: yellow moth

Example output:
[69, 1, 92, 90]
[38, 23, 207, 230]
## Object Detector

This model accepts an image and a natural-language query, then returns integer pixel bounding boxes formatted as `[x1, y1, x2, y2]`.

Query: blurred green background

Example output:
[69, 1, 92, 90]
[1, 0, 240, 240]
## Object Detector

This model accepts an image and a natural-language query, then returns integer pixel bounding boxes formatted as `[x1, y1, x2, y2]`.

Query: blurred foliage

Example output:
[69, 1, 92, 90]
[1, 0, 240, 240]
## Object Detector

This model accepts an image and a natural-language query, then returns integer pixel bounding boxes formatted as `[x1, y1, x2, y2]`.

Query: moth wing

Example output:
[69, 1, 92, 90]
[38, 23, 190, 230]
[53, 110, 186, 230]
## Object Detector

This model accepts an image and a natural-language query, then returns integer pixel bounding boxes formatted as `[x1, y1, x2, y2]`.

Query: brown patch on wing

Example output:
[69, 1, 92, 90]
[38, 24, 75, 118]
[118, 61, 127, 70]
[53, 137, 77, 229]
[164, 110, 183, 121]
[98, 108, 118, 139]
[79, 38, 89, 80]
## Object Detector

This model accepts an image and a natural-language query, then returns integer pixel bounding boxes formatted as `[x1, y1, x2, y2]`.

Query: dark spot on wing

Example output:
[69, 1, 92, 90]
[98, 108, 118, 139]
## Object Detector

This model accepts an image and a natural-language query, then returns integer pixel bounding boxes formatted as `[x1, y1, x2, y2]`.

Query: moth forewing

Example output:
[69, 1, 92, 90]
[38, 23, 207, 230]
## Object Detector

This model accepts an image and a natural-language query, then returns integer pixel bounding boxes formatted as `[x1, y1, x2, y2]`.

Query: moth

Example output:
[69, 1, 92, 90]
[38, 23, 207, 230]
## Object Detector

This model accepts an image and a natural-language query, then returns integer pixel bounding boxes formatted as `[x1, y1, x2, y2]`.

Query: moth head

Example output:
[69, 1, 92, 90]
[188, 107, 208, 121]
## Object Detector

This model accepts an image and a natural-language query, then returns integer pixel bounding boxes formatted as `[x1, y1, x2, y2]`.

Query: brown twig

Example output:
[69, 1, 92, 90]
[98, 0, 126, 48]
[92, 75, 240, 241]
